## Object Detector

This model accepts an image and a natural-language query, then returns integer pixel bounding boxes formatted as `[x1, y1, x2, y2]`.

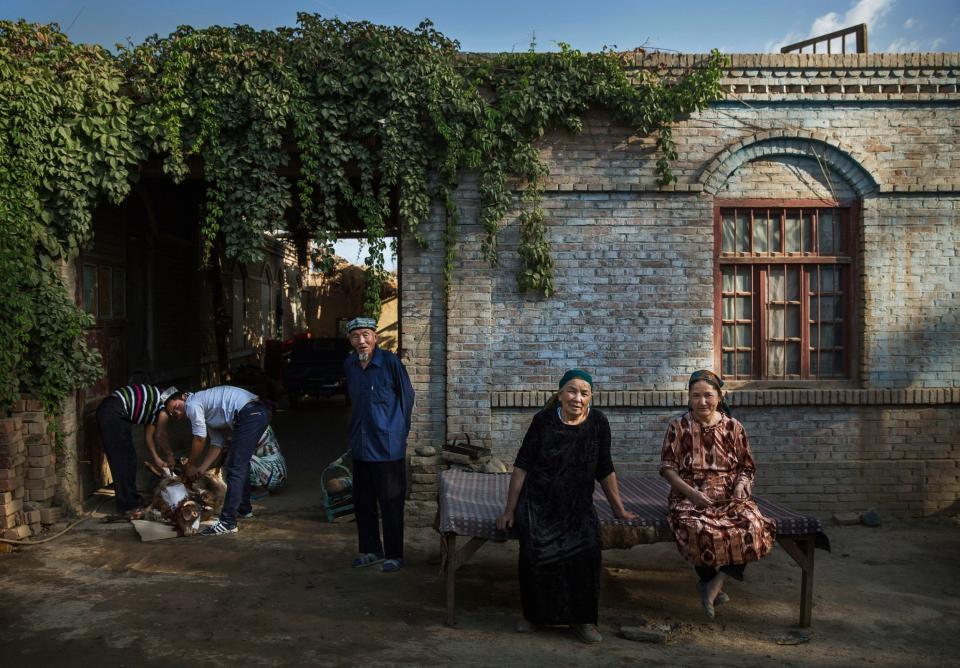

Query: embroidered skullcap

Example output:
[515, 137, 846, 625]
[159, 386, 179, 404]
[688, 369, 724, 390]
[346, 317, 377, 333]
[558, 368, 593, 389]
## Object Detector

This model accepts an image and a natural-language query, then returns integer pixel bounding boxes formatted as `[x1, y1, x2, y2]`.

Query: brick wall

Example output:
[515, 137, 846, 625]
[401, 53, 960, 525]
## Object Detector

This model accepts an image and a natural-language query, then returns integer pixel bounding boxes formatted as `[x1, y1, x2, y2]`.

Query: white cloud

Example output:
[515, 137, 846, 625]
[886, 36, 947, 52]
[886, 37, 922, 52]
[764, 32, 803, 53]
[903, 18, 916, 29]
[767, 0, 895, 52]
[810, 0, 895, 36]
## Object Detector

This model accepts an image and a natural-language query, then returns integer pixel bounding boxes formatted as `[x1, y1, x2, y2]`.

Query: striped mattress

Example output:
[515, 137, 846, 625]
[437, 469, 829, 551]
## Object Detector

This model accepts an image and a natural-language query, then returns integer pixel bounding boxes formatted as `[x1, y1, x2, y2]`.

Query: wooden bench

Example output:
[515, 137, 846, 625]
[437, 469, 830, 628]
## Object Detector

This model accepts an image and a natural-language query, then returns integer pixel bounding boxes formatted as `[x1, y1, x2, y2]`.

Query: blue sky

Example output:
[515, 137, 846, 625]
[7, 0, 959, 54]
[7, 1, 956, 269]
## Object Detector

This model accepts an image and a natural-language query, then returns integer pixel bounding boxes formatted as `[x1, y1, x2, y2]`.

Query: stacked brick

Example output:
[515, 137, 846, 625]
[408, 449, 441, 520]
[0, 398, 63, 541]
[0, 416, 28, 539]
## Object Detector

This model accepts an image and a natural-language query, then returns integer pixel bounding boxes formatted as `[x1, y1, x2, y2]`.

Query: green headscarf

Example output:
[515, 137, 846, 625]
[558, 368, 593, 389]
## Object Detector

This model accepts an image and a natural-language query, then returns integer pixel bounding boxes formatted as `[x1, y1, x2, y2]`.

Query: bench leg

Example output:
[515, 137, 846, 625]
[777, 534, 816, 628]
[442, 534, 488, 627]
[445, 534, 457, 626]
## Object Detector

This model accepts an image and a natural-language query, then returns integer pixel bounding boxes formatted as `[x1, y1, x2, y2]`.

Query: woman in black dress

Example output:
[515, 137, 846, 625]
[496, 369, 636, 644]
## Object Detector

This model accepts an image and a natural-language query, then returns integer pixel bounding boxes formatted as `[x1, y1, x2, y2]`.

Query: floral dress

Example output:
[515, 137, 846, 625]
[659, 412, 776, 568]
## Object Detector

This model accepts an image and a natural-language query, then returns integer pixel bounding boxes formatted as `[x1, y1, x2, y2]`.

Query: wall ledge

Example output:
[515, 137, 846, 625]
[491, 387, 960, 408]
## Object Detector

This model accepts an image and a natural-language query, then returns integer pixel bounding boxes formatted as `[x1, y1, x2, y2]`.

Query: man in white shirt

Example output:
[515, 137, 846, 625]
[163, 385, 269, 535]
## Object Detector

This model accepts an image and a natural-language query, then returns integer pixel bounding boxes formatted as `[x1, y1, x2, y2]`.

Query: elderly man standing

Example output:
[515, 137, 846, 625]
[162, 385, 269, 536]
[344, 317, 415, 573]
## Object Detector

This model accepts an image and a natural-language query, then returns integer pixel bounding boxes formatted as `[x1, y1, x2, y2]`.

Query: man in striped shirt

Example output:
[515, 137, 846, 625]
[96, 384, 178, 514]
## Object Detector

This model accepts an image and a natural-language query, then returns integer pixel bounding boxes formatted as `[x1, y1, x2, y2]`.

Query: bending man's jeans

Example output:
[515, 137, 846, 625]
[219, 402, 269, 527]
[95, 396, 140, 513]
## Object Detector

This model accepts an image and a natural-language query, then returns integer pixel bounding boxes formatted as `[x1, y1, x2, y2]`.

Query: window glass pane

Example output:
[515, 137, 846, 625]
[770, 214, 782, 252]
[722, 325, 734, 348]
[833, 351, 844, 375]
[722, 266, 735, 292]
[753, 213, 769, 253]
[810, 266, 818, 292]
[98, 267, 112, 319]
[819, 324, 834, 347]
[768, 343, 784, 377]
[722, 297, 734, 320]
[768, 304, 784, 339]
[819, 210, 835, 254]
[736, 213, 750, 252]
[785, 212, 801, 253]
[736, 324, 751, 347]
[722, 352, 735, 377]
[822, 266, 836, 292]
[811, 324, 819, 347]
[736, 296, 751, 320]
[832, 322, 843, 346]
[786, 266, 800, 301]
[737, 353, 751, 376]
[802, 213, 814, 253]
[819, 296, 834, 321]
[810, 296, 820, 322]
[112, 269, 125, 318]
[786, 343, 801, 374]
[768, 266, 784, 301]
[735, 268, 751, 293]
[786, 304, 801, 338]
[83, 264, 97, 314]
[722, 212, 735, 252]
[810, 353, 819, 376]
[817, 351, 835, 376]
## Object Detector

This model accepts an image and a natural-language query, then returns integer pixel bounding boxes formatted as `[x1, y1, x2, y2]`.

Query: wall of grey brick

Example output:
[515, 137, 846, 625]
[862, 196, 960, 387]
[400, 54, 960, 525]
[490, 193, 715, 390]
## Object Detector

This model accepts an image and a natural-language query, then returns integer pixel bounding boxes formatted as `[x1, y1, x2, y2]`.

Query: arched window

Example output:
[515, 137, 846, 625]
[706, 137, 876, 382]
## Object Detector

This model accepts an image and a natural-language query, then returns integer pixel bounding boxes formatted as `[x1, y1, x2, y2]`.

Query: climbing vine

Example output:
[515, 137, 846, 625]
[0, 15, 725, 412]
[0, 21, 138, 412]
[123, 15, 726, 307]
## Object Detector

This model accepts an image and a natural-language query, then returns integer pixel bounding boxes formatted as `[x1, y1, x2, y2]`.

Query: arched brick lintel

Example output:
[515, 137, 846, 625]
[700, 132, 880, 198]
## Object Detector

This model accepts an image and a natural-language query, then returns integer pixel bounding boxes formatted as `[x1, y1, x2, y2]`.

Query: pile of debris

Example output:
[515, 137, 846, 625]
[128, 459, 226, 536]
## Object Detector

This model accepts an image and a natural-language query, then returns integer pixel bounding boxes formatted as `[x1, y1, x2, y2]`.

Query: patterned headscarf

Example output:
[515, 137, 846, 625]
[687, 369, 733, 417]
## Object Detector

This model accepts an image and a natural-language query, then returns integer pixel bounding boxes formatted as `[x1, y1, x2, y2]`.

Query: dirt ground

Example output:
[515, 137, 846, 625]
[2, 402, 959, 667]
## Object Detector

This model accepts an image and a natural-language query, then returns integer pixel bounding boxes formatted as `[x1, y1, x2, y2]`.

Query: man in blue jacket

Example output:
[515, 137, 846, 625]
[343, 317, 415, 573]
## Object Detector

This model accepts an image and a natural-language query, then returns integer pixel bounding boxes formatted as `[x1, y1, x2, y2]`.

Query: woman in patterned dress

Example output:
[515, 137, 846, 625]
[659, 369, 776, 619]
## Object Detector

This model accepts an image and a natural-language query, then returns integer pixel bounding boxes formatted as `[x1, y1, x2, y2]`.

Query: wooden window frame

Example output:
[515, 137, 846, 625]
[713, 199, 859, 386]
